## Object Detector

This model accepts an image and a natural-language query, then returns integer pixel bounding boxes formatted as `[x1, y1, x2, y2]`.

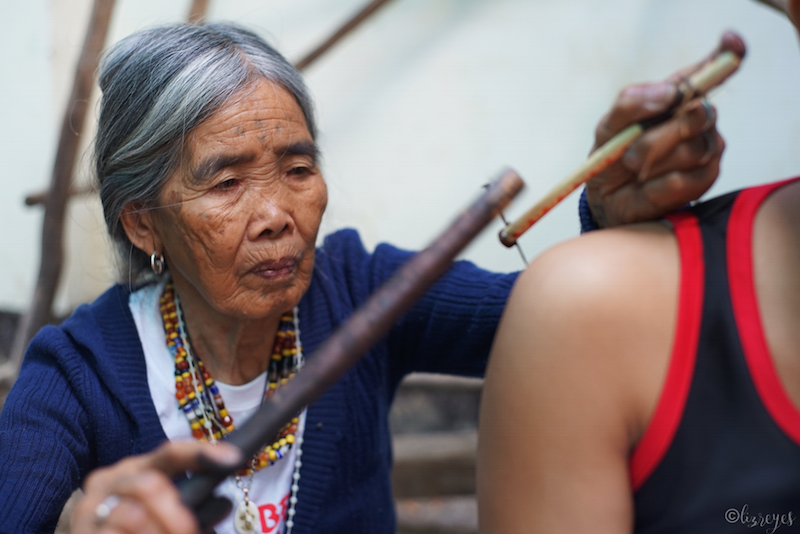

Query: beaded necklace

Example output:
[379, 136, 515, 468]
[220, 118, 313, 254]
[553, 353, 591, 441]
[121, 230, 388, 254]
[160, 281, 305, 533]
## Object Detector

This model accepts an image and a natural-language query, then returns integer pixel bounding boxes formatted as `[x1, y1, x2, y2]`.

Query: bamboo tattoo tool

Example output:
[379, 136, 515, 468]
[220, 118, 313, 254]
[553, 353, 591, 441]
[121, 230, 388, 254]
[179, 168, 524, 529]
[499, 45, 744, 247]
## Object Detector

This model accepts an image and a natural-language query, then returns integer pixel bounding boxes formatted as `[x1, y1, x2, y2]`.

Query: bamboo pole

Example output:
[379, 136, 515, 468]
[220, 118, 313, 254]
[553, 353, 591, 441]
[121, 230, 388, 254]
[0, 0, 116, 395]
[498, 47, 743, 247]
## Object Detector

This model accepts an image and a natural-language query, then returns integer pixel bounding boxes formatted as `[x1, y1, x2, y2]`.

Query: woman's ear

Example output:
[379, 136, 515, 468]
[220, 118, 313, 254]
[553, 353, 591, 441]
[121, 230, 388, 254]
[120, 202, 161, 254]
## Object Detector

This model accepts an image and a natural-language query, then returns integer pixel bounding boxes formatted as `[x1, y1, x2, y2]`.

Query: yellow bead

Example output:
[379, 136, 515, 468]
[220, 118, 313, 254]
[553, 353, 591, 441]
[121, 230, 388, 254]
[286, 434, 295, 444]
[219, 408, 228, 417]
[279, 438, 287, 447]
[269, 450, 277, 461]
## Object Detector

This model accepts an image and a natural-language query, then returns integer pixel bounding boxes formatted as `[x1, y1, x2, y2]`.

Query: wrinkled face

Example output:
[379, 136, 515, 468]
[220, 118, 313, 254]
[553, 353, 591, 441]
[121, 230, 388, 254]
[154, 79, 327, 320]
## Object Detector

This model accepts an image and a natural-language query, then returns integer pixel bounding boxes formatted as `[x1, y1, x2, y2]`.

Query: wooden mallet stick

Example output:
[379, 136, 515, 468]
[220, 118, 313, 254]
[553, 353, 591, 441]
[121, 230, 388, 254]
[499, 44, 743, 247]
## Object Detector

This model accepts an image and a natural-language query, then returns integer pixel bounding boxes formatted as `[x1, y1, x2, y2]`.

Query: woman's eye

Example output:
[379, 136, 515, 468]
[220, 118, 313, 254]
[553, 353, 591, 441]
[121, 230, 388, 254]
[215, 178, 238, 190]
[288, 166, 311, 178]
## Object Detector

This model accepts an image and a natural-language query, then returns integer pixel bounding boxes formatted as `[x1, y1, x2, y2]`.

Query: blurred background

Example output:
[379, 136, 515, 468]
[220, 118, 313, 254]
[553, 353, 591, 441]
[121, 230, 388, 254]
[1, 0, 799, 532]
[1, 0, 799, 318]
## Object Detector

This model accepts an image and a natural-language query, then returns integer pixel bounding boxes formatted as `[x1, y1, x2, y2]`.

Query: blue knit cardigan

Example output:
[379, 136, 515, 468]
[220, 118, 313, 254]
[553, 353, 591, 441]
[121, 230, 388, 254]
[0, 229, 516, 534]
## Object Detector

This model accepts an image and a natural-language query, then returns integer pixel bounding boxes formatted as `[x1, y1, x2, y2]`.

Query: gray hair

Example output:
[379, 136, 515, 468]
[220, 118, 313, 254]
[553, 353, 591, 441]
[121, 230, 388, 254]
[94, 22, 317, 283]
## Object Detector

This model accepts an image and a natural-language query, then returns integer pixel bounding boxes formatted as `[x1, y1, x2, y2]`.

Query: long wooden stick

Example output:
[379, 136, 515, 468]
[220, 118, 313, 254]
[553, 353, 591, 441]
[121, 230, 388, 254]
[187, 0, 210, 24]
[498, 48, 742, 247]
[178, 168, 524, 526]
[1, 0, 116, 394]
[294, 0, 396, 71]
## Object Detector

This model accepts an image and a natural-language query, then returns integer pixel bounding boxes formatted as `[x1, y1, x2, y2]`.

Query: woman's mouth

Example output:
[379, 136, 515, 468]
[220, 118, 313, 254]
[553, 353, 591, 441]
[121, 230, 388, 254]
[250, 257, 298, 280]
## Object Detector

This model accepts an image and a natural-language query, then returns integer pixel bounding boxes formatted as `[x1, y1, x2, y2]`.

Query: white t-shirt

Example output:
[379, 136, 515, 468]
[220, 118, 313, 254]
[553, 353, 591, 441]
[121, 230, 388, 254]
[130, 281, 306, 534]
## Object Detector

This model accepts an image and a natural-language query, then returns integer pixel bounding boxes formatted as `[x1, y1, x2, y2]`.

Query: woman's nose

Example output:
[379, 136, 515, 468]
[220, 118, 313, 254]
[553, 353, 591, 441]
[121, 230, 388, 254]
[246, 192, 293, 241]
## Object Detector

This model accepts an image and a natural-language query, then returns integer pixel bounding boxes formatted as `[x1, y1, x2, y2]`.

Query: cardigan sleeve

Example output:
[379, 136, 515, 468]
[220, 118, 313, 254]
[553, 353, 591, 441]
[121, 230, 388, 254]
[0, 327, 99, 533]
[316, 229, 518, 382]
[384, 251, 518, 380]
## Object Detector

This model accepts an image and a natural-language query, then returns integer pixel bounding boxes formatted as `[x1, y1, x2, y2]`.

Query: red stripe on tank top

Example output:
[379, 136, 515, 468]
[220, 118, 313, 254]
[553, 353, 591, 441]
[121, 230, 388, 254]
[728, 177, 800, 447]
[629, 211, 705, 490]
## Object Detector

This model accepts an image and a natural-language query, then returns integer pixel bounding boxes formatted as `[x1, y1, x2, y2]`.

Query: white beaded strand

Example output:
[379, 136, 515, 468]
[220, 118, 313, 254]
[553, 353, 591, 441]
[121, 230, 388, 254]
[285, 306, 304, 534]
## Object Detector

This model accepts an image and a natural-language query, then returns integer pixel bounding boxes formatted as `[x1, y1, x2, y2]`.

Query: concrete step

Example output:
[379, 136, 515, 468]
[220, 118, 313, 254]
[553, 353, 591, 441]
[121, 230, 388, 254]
[396, 495, 478, 534]
[390, 373, 483, 436]
[392, 430, 477, 498]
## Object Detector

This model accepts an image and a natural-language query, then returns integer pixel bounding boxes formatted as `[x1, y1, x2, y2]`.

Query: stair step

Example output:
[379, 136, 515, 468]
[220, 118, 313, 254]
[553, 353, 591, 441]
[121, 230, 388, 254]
[392, 431, 477, 498]
[396, 495, 478, 534]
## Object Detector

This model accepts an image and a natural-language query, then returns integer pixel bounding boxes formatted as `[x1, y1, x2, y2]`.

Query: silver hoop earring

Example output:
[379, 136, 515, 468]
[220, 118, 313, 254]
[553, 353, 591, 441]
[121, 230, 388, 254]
[150, 251, 165, 275]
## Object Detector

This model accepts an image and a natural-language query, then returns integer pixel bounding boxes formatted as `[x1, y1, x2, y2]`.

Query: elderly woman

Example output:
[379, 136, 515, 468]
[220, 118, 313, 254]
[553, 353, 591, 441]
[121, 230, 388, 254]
[0, 22, 722, 534]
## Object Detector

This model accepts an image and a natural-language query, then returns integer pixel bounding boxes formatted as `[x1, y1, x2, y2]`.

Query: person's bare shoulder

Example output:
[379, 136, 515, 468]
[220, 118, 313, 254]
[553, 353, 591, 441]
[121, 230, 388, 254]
[496, 220, 681, 444]
[478, 222, 681, 533]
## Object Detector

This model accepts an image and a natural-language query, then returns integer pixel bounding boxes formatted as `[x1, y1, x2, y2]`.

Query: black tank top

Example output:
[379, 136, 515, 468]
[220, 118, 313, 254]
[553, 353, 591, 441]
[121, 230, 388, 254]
[631, 178, 800, 533]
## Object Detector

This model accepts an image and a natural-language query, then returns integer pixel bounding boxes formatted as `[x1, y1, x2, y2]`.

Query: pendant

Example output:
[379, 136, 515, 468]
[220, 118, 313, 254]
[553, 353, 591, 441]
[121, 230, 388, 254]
[234, 500, 259, 534]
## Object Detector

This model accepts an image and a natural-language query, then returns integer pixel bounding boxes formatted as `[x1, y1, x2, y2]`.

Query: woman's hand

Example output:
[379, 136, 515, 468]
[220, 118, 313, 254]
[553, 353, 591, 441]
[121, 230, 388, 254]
[586, 32, 745, 228]
[71, 440, 241, 534]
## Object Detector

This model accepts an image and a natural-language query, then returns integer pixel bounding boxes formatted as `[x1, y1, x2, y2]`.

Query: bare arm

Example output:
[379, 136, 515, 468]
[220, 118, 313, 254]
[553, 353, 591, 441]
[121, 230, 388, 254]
[477, 224, 679, 533]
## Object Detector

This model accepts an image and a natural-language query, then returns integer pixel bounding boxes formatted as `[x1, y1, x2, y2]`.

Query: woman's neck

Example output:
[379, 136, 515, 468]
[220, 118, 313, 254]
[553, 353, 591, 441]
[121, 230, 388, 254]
[171, 278, 283, 386]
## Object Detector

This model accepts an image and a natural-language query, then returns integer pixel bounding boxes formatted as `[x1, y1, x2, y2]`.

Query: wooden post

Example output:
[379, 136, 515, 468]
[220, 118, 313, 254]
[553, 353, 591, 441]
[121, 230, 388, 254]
[0, 0, 116, 396]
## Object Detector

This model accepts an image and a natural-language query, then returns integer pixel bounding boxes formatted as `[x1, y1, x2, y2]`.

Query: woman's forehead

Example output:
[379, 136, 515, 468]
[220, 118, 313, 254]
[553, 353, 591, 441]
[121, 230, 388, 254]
[182, 80, 312, 165]
[195, 81, 307, 137]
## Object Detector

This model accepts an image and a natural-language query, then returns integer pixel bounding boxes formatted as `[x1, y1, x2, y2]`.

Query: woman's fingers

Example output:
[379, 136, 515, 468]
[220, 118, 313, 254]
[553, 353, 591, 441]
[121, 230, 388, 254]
[664, 30, 746, 88]
[594, 82, 678, 146]
[71, 440, 242, 534]
[145, 439, 242, 478]
[596, 31, 743, 149]
[107, 470, 199, 534]
[584, 31, 744, 227]
[622, 98, 722, 180]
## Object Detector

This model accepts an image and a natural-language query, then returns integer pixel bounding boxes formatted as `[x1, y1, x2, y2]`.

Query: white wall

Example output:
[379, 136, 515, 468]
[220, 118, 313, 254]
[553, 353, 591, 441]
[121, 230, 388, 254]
[1, 0, 799, 315]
